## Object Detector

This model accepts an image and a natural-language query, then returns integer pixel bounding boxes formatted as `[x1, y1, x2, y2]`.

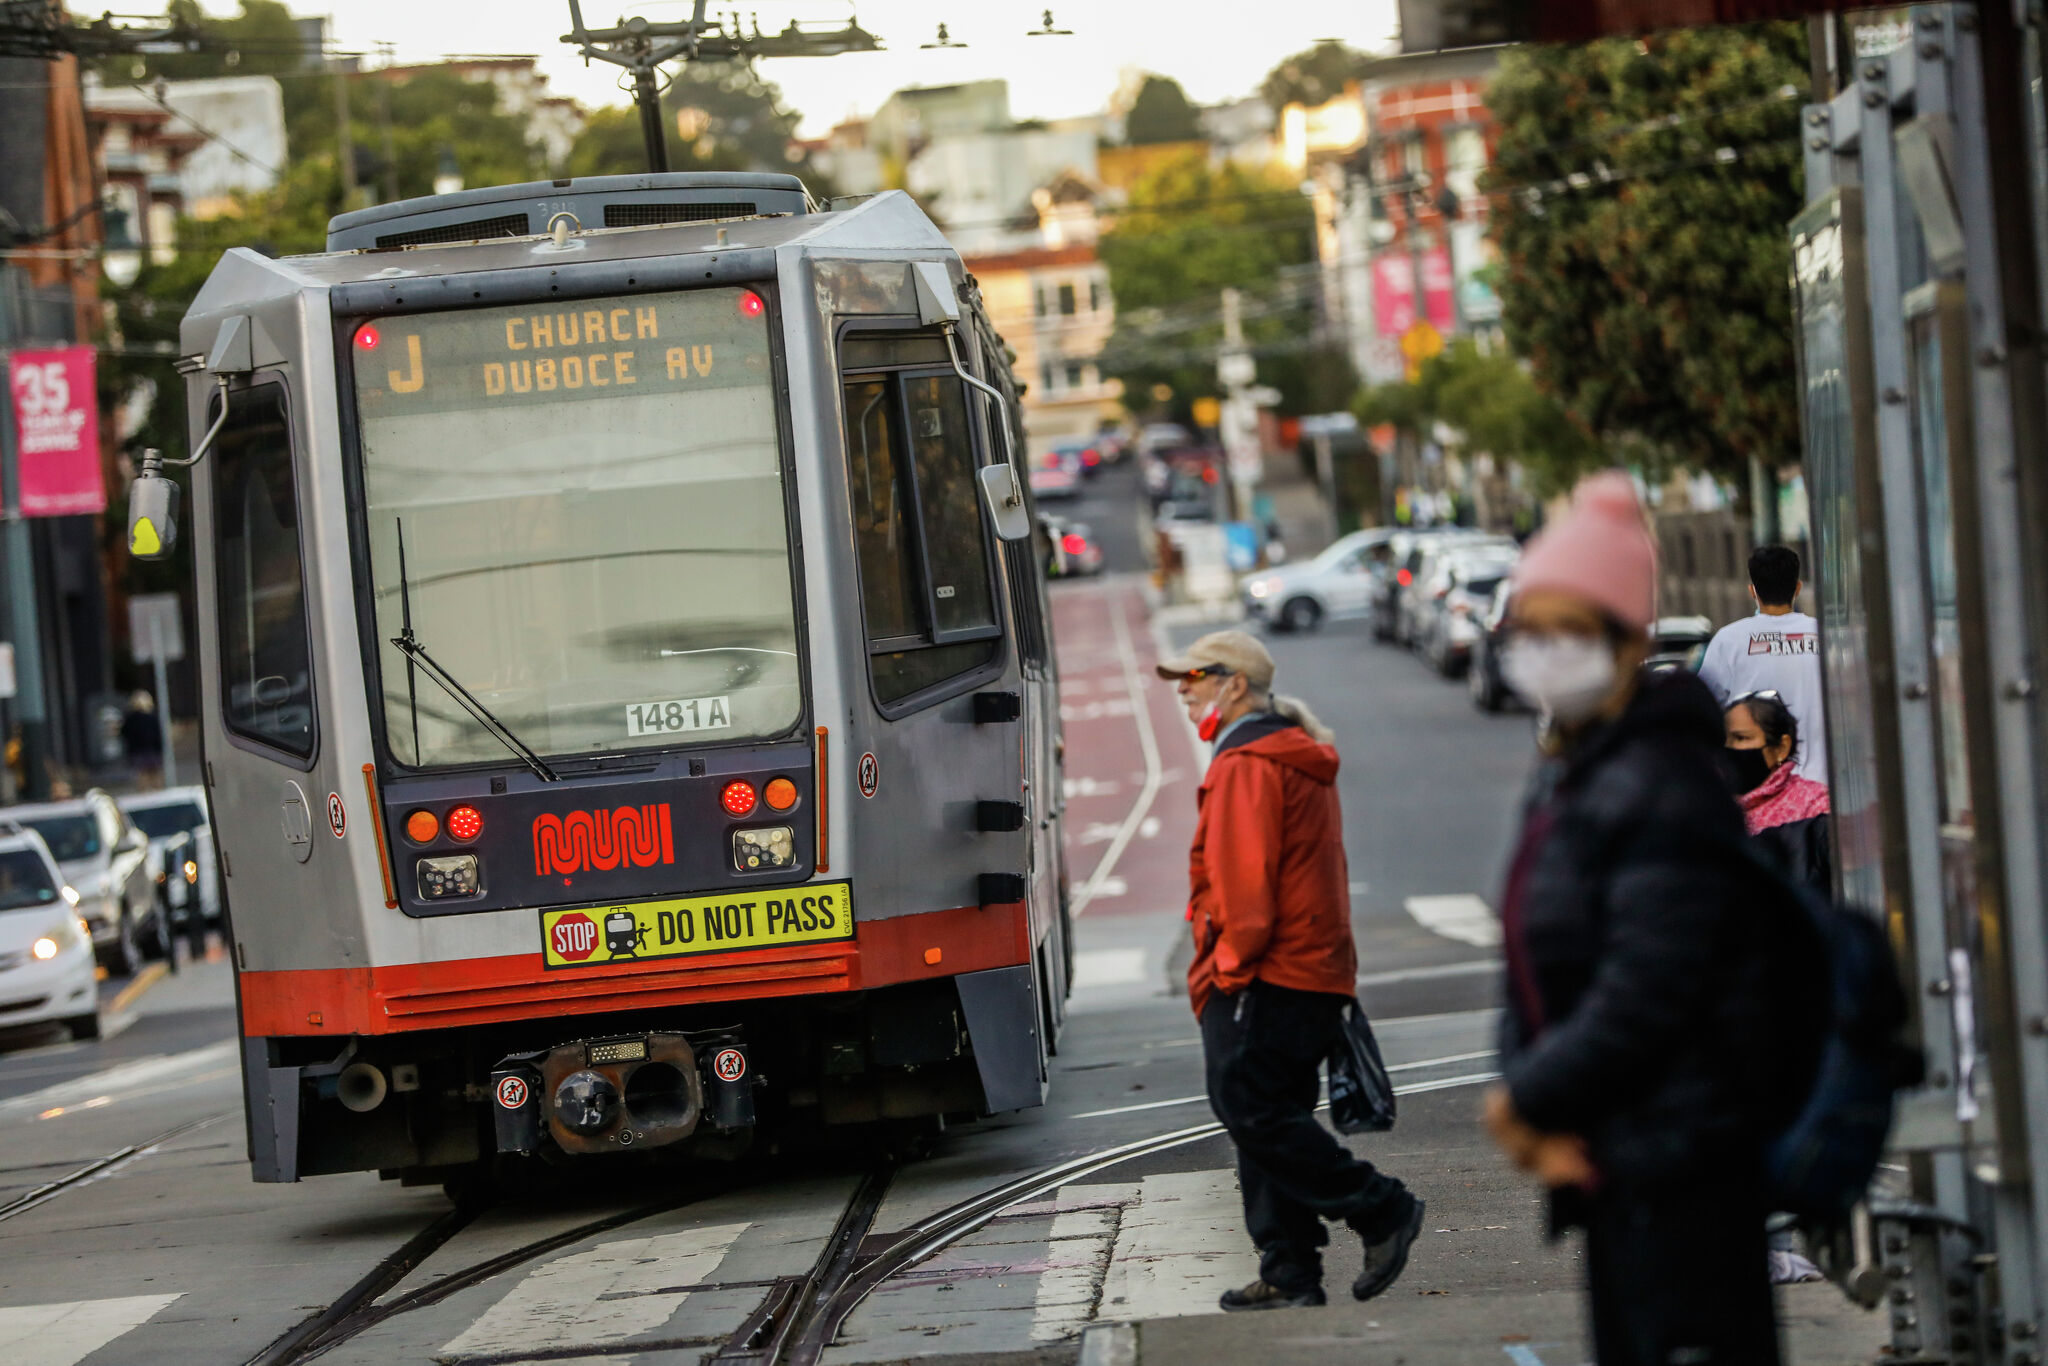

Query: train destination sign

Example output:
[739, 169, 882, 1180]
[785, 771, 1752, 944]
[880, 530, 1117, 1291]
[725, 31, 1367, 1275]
[352, 286, 773, 419]
[540, 879, 853, 969]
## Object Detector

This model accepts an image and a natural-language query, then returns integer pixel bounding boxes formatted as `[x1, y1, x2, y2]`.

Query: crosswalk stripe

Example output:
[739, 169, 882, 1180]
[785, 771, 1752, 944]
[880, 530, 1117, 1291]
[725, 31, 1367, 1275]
[1097, 1171, 1246, 1320]
[0, 1293, 182, 1366]
[1031, 1183, 1139, 1342]
[440, 1221, 749, 1360]
[1071, 948, 1147, 990]
[1404, 894, 1503, 947]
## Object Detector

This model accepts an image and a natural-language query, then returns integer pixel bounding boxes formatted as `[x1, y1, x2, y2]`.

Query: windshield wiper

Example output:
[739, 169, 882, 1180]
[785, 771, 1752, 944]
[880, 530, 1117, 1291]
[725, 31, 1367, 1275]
[391, 519, 559, 784]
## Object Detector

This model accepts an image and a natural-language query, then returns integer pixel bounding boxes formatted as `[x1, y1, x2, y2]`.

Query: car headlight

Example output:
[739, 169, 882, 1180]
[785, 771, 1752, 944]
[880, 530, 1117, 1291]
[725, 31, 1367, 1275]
[60, 885, 79, 906]
[183, 860, 198, 883]
[32, 936, 59, 961]
[1247, 579, 1275, 598]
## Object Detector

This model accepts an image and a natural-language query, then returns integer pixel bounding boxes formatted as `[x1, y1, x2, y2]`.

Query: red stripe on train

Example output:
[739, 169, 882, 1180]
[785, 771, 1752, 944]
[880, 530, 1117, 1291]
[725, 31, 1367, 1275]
[238, 901, 1032, 1036]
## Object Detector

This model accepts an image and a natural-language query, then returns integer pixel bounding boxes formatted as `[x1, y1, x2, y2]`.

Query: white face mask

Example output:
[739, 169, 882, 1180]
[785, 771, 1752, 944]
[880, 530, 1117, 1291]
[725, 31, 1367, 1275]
[1501, 634, 1619, 725]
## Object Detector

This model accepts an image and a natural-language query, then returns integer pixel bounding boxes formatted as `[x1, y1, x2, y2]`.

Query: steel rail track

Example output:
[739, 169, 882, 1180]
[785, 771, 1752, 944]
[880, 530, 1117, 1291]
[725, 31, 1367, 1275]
[0, 1109, 236, 1225]
[244, 1066, 1495, 1365]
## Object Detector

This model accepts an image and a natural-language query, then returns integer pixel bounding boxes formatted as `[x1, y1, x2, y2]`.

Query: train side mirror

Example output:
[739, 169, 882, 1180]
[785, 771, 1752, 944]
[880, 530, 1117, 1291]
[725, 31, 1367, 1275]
[977, 464, 1032, 542]
[128, 468, 181, 560]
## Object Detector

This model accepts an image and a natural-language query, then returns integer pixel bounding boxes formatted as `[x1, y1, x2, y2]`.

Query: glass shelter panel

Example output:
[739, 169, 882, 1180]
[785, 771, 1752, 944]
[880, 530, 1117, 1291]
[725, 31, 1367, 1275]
[351, 288, 799, 767]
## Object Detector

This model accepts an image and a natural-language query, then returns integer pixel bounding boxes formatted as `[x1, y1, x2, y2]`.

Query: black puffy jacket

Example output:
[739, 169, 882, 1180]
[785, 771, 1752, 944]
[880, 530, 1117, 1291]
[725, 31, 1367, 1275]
[1500, 669, 1775, 1200]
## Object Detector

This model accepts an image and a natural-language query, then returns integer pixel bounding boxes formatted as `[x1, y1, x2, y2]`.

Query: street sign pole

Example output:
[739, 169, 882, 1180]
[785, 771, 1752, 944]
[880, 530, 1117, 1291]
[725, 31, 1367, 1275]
[150, 616, 175, 788]
[0, 351, 51, 800]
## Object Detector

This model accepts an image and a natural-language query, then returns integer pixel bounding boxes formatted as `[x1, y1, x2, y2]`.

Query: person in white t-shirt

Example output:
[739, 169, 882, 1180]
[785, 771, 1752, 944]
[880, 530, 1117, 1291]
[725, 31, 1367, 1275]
[1698, 545, 1828, 786]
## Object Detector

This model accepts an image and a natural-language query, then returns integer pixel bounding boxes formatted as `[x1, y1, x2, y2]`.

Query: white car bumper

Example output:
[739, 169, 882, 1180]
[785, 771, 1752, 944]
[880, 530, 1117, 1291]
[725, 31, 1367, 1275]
[0, 950, 99, 1029]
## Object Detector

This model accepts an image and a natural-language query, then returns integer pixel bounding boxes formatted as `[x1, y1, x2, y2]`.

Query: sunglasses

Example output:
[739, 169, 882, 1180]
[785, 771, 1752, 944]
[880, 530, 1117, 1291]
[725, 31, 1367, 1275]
[1177, 666, 1235, 683]
[1728, 689, 1782, 705]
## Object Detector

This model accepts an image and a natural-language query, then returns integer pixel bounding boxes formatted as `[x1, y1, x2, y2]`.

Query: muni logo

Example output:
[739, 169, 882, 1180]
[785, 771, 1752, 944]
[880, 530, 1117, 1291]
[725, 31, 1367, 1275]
[533, 804, 675, 875]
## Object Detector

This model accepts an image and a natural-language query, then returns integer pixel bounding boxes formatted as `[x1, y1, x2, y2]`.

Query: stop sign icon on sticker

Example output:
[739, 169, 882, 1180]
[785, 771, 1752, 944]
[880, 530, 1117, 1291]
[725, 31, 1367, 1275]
[552, 912, 599, 961]
[712, 1048, 747, 1083]
[496, 1075, 529, 1109]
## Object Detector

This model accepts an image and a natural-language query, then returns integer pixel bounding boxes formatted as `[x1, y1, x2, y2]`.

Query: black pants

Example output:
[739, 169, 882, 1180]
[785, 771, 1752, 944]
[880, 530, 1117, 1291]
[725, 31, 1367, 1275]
[1200, 979, 1410, 1292]
[1584, 1180, 1781, 1366]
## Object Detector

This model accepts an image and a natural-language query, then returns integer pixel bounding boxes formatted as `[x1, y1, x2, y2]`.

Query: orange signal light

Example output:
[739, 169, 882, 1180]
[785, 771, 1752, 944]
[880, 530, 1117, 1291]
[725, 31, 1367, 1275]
[763, 777, 798, 812]
[923, 947, 943, 965]
[405, 809, 440, 844]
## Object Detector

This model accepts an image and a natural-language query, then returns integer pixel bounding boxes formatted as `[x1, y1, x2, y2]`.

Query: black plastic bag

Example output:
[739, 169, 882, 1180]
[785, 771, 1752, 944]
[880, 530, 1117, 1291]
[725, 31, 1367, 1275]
[1327, 997, 1397, 1134]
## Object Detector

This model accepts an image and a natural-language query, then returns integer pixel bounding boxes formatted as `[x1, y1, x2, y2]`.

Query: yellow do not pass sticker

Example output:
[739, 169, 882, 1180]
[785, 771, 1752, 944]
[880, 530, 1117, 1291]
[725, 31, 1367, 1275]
[540, 881, 854, 969]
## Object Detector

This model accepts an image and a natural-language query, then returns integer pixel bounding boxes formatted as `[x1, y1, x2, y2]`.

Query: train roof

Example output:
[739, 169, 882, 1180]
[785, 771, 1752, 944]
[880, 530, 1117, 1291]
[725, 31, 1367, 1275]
[185, 190, 959, 323]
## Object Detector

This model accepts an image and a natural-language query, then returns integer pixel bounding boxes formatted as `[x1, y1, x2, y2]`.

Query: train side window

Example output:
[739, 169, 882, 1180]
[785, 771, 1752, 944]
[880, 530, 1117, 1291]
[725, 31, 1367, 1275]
[840, 356, 1001, 708]
[213, 384, 316, 760]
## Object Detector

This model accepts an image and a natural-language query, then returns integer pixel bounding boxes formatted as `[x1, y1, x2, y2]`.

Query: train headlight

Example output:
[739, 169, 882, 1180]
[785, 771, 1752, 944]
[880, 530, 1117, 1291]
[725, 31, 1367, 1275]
[416, 854, 480, 900]
[732, 826, 795, 872]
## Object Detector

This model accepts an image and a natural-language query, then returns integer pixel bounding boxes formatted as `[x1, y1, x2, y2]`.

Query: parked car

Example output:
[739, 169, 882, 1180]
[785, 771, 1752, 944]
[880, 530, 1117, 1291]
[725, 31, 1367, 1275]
[1648, 615, 1716, 673]
[1468, 580, 1517, 712]
[1041, 513, 1105, 577]
[1050, 438, 1106, 480]
[1029, 447, 1083, 502]
[1241, 528, 1396, 632]
[1368, 528, 1473, 642]
[1155, 465, 1222, 524]
[0, 825, 101, 1039]
[1394, 532, 1516, 646]
[3, 790, 165, 975]
[1416, 544, 1522, 675]
[118, 787, 218, 951]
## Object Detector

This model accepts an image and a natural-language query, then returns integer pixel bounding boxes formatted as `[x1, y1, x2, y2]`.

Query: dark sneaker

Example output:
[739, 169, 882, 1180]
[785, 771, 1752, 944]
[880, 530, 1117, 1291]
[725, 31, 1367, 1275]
[1218, 1279, 1327, 1312]
[1351, 1195, 1425, 1301]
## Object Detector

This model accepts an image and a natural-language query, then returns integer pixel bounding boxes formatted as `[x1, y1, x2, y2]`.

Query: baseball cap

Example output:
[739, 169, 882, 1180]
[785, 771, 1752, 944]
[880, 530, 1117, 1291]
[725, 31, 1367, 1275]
[1154, 630, 1276, 691]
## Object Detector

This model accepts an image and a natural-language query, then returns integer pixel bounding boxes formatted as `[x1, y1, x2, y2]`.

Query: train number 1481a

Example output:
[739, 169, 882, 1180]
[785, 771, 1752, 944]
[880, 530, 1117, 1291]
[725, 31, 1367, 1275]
[625, 694, 734, 737]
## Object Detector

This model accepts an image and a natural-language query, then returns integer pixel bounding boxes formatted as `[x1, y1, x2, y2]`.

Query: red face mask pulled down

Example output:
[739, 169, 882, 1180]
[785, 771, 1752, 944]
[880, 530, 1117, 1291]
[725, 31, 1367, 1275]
[1197, 702, 1223, 743]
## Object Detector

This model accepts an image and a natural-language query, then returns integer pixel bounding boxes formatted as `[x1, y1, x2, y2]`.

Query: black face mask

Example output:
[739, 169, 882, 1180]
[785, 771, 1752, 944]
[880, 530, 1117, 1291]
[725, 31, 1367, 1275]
[1724, 745, 1774, 795]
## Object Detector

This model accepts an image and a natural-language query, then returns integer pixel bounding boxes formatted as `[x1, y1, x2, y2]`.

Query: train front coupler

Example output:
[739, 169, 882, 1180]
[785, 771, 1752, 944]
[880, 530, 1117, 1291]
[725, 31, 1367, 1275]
[489, 1029, 757, 1158]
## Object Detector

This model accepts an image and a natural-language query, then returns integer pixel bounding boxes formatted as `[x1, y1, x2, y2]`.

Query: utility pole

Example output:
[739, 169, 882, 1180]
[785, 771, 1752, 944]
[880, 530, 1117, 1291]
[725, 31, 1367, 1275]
[331, 51, 358, 210]
[1217, 286, 1260, 524]
[0, 377, 51, 800]
[375, 43, 397, 205]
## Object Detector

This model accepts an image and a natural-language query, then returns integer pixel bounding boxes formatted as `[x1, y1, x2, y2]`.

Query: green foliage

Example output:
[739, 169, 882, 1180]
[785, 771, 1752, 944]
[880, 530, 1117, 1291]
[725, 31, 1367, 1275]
[1354, 339, 1602, 496]
[1124, 76, 1201, 145]
[1097, 151, 1351, 420]
[1483, 23, 1808, 483]
[1259, 40, 1368, 113]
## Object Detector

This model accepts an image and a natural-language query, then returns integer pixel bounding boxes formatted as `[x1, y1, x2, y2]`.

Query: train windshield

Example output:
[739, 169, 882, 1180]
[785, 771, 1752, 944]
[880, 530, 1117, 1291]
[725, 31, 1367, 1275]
[351, 286, 799, 767]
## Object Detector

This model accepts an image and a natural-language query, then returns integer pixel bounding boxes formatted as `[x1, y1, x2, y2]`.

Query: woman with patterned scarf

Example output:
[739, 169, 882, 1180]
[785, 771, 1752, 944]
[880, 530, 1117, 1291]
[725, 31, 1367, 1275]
[1724, 691, 1832, 894]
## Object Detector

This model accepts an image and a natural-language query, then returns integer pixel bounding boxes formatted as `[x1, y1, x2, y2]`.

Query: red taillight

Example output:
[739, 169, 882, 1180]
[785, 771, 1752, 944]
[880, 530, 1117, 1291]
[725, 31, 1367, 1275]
[1062, 532, 1087, 554]
[1082, 448, 1100, 465]
[446, 805, 484, 842]
[1397, 568, 1413, 586]
[355, 324, 380, 350]
[721, 780, 758, 817]
[736, 290, 765, 318]
[1201, 466, 1219, 484]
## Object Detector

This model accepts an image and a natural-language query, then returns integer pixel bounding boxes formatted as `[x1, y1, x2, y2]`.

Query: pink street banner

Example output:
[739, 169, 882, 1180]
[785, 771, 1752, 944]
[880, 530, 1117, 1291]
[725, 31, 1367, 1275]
[8, 345, 104, 517]
[1372, 248, 1456, 338]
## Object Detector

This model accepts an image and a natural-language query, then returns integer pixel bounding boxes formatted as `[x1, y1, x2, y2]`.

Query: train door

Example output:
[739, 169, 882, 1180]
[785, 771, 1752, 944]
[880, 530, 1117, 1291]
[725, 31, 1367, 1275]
[834, 321, 1033, 952]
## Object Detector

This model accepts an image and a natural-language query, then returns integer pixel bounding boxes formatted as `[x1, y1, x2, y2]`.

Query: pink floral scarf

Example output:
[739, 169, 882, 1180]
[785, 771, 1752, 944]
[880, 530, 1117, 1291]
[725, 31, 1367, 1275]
[1739, 760, 1831, 835]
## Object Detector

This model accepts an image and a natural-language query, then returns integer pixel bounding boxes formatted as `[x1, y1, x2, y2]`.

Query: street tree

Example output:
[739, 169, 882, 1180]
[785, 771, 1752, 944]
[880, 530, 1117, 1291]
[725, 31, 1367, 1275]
[1483, 23, 1808, 486]
[1124, 75, 1202, 145]
[1260, 40, 1368, 112]
[1097, 150, 1354, 421]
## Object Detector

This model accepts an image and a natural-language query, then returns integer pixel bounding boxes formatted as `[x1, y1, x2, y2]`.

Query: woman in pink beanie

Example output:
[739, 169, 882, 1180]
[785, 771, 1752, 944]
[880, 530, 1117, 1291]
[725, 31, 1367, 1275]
[1482, 471, 1786, 1364]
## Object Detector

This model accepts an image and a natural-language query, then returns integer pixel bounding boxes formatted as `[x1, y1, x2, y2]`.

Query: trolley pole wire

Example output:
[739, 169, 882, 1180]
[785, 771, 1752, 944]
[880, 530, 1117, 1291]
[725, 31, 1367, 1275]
[559, 0, 883, 174]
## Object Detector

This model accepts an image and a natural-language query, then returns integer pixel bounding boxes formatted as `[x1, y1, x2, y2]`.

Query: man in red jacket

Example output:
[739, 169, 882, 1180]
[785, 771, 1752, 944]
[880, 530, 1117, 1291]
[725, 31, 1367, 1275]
[1159, 630, 1423, 1311]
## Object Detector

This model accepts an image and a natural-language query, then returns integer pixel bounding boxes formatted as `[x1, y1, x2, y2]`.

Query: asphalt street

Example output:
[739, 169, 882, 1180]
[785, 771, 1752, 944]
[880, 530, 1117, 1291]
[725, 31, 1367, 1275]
[0, 460, 1886, 1366]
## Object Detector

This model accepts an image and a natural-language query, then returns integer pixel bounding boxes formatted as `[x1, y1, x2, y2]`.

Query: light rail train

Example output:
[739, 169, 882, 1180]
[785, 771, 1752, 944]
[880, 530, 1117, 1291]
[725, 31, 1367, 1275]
[128, 173, 1071, 1187]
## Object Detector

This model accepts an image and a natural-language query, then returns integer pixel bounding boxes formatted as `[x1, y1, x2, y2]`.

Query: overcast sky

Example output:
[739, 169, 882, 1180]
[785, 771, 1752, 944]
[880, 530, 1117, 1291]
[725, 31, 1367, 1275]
[287, 1, 1404, 137]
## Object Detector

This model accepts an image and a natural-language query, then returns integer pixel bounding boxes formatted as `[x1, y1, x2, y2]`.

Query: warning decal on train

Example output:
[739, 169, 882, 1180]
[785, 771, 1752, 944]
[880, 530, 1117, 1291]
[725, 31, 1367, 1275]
[540, 880, 854, 969]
